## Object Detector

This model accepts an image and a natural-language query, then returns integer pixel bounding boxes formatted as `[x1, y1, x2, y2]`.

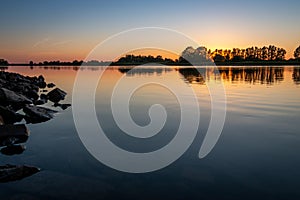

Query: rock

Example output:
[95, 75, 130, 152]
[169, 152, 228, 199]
[38, 75, 45, 82]
[0, 88, 32, 105]
[0, 124, 29, 147]
[24, 90, 39, 101]
[0, 164, 40, 183]
[1, 145, 26, 156]
[47, 83, 55, 88]
[0, 115, 4, 125]
[47, 88, 67, 103]
[0, 106, 24, 124]
[34, 99, 47, 105]
[54, 103, 71, 110]
[36, 75, 46, 88]
[38, 81, 47, 89]
[40, 93, 48, 100]
[23, 105, 57, 124]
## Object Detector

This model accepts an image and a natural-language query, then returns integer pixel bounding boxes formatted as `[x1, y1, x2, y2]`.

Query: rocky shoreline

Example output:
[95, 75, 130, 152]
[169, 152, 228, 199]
[0, 71, 70, 182]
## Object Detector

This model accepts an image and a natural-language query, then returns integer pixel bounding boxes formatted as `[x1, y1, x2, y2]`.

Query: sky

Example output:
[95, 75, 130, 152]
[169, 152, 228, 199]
[0, 0, 299, 63]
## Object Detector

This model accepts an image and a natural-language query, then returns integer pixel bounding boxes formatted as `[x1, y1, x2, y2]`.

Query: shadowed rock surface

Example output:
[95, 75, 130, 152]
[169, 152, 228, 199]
[0, 145, 26, 156]
[23, 105, 57, 124]
[47, 88, 67, 103]
[0, 164, 40, 183]
[0, 71, 69, 124]
[0, 124, 29, 147]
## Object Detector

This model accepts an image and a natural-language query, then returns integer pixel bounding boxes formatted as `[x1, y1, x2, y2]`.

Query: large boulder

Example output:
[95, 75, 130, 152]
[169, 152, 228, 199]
[23, 105, 57, 124]
[47, 88, 67, 103]
[0, 106, 24, 124]
[0, 88, 32, 105]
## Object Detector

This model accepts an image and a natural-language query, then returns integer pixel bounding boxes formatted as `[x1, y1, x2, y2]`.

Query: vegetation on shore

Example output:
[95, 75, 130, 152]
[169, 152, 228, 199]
[1, 45, 300, 66]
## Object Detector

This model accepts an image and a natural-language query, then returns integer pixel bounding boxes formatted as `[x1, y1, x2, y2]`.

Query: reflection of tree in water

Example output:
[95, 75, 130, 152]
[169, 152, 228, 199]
[118, 68, 172, 76]
[178, 68, 206, 84]
[293, 67, 300, 85]
[219, 67, 284, 84]
[178, 67, 285, 85]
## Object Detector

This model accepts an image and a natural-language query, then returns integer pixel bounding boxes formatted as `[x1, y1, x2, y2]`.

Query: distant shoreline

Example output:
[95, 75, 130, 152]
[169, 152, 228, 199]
[2, 60, 300, 67]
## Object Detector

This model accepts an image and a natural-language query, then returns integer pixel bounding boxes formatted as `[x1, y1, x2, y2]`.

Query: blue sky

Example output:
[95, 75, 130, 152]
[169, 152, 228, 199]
[0, 0, 299, 62]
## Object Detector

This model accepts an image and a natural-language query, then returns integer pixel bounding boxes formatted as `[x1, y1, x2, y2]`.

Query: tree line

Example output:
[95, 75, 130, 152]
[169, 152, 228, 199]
[1, 45, 300, 66]
[180, 45, 300, 64]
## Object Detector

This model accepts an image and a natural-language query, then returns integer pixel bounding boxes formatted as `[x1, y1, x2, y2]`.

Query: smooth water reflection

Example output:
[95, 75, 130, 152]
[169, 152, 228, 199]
[0, 66, 300, 199]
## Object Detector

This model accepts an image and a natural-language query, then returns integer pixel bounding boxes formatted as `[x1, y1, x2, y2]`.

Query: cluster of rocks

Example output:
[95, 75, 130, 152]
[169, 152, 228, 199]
[0, 71, 69, 124]
[0, 71, 70, 182]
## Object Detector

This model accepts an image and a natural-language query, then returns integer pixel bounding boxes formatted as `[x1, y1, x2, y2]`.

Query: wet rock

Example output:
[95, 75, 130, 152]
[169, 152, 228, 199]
[40, 93, 48, 100]
[36, 75, 46, 88]
[0, 124, 29, 147]
[35, 94, 48, 105]
[54, 103, 71, 110]
[23, 105, 57, 124]
[0, 106, 24, 124]
[47, 88, 67, 103]
[0, 164, 40, 183]
[0, 88, 32, 105]
[34, 99, 47, 105]
[1, 145, 26, 156]
[47, 83, 55, 88]
[24, 90, 39, 101]
[38, 81, 47, 89]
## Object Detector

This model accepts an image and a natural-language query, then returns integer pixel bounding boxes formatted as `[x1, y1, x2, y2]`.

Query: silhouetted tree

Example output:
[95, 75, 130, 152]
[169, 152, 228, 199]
[0, 59, 8, 66]
[294, 46, 300, 59]
[213, 54, 226, 62]
[181, 46, 211, 64]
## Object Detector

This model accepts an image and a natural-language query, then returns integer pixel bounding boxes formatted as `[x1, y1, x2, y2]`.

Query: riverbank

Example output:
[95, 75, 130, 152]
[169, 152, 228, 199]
[2, 59, 300, 67]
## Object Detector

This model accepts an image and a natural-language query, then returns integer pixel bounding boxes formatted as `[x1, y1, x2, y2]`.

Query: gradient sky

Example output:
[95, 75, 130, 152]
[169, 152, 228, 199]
[0, 0, 299, 63]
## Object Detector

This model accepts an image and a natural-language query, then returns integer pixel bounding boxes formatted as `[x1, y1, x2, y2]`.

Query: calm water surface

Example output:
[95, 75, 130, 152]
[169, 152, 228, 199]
[1, 66, 300, 200]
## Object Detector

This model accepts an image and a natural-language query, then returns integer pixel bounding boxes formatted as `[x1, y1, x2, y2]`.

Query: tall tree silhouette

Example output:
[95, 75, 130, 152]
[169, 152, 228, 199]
[294, 46, 300, 59]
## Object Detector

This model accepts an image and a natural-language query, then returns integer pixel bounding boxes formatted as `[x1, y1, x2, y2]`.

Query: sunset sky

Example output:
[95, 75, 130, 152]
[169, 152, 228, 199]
[0, 0, 299, 63]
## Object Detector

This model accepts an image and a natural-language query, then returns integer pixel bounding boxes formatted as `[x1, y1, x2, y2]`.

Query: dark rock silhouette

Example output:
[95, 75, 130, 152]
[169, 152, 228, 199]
[0, 124, 29, 147]
[0, 164, 40, 183]
[47, 83, 55, 88]
[0, 88, 32, 106]
[24, 105, 57, 124]
[0, 106, 23, 124]
[1, 145, 26, 156]
[0, 71, 70, 183]
[47, 88, 67, 103]
[54, 103, 71, 110]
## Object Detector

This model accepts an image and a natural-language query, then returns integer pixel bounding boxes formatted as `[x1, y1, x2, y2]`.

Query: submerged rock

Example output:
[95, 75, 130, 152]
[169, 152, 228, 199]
[23, 105, 57, 124]
[47, 88, 67, 103]
[1, 145, 26, 156]
[0, 124, 29, 147]
[0, 164, 40, 183]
